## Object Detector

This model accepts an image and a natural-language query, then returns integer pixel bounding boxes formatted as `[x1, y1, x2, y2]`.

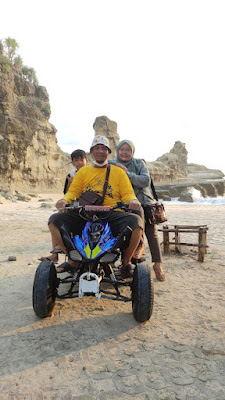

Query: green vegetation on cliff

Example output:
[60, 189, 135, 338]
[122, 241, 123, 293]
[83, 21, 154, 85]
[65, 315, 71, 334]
[0, 37, 38, 85]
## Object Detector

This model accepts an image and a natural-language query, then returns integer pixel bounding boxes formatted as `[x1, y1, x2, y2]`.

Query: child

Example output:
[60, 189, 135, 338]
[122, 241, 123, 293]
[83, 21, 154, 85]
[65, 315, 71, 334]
[63, 149, 88, 194]
[39, 149, 88, 266]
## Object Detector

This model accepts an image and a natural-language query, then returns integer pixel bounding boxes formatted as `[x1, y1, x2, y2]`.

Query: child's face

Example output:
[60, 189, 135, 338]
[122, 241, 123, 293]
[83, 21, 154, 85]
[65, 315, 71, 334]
[72, 157, 88, 171]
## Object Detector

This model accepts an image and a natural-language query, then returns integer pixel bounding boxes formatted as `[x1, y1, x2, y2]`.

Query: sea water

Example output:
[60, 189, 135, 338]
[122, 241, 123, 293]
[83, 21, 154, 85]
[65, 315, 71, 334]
[165, 188, 225, 205]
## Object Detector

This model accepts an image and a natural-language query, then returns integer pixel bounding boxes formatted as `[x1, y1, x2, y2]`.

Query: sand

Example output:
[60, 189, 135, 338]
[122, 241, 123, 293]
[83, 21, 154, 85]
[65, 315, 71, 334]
[0, 194, 225, 400]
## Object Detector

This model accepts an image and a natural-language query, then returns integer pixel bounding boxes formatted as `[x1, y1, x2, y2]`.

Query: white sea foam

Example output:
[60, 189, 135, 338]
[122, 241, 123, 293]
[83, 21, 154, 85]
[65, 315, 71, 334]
[163, 187, 225, 205]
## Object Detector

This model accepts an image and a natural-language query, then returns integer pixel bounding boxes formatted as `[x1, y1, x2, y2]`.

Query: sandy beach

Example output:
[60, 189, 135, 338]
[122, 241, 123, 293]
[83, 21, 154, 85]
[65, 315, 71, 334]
[0, 194, 225, 399]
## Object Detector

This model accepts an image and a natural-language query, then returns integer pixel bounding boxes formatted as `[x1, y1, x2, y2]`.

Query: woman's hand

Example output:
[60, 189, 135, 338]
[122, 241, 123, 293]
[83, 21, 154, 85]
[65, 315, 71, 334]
[128, 199, 141, 210]
[56, 199, 69, 211]
[115, 162, 128, 172]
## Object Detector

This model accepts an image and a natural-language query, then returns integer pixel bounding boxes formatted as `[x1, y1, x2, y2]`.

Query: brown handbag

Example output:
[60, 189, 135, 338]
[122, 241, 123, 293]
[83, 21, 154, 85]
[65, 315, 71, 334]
[79, 164, 110, 206]
[143, 179, 167, 224]
[144, 203, 167, 224]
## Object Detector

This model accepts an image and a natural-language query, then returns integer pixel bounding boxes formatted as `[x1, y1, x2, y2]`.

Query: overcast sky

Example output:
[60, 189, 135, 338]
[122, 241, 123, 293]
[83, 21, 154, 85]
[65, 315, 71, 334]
[1, 0, 225, 173]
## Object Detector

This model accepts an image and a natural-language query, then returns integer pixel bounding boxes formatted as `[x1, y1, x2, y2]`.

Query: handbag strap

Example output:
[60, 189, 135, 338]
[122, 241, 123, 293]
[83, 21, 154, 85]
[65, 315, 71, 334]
[102, 164, 111, 202]
[150, 179, 159, 202]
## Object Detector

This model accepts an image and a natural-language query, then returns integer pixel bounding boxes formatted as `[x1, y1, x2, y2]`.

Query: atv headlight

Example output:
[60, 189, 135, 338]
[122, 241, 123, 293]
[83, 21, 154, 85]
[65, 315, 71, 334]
[69, 250, 82, 261]
[99, 253, 118, 263]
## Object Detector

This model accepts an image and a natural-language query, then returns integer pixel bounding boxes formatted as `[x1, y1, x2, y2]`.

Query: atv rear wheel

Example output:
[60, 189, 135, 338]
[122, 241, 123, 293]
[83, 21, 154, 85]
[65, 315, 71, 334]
[132, 263, 154, 322]
[33, 260, 57, 318]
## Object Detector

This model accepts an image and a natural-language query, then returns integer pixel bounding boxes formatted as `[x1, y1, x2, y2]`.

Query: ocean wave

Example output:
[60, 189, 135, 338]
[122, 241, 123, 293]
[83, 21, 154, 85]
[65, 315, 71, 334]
[163, 187, 225, 205]
[165, 197, 225, 205]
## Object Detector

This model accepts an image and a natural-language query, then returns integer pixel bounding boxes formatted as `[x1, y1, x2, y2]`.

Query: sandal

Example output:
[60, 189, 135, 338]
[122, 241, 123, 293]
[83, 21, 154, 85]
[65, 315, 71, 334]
[121, 263, 135, 278]
[50, 245, 63, 254]
[153, 264, 166, 281]
[56, 261, 78, 274]
[131, 255, 146, 264]
[38, 255, 58, 263]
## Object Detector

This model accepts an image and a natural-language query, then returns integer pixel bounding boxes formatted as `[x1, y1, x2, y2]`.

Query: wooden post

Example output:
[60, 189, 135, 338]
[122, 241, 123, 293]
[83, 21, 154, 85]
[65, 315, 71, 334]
[204, 229, 208, 255]
[163, 225, 170, 254]
[174, 225, 181, 253]
[198, 228, 206, 262]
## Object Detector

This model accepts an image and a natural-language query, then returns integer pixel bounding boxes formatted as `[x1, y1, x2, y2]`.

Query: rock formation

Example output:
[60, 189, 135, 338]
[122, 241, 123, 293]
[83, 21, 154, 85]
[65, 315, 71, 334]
[0, 59, 69, 191]
[155, 141, 188, 179]
[93, 116, 119, 159]
[188, 164, 224, 180]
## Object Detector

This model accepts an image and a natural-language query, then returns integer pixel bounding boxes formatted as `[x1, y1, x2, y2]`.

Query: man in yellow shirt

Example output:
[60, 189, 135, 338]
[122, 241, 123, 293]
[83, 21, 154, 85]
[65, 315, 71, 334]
[48, 135, 143, 276]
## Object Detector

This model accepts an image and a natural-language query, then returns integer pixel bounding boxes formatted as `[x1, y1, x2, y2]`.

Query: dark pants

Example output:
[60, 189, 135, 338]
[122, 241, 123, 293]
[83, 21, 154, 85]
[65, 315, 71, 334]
[134, 206, 162, 263]
[48, 210, 143, 248]
[145, 220, 162, 263]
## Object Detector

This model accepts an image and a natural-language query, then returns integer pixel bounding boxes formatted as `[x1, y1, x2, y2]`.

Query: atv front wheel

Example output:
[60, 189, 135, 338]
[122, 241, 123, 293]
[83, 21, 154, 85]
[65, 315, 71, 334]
[33, 260, 57, 318]
[132, 263, 154, 322]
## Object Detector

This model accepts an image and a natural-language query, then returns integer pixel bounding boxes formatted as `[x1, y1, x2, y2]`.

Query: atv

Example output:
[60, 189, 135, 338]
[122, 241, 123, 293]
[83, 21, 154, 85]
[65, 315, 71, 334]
[32, 202, 154, 322]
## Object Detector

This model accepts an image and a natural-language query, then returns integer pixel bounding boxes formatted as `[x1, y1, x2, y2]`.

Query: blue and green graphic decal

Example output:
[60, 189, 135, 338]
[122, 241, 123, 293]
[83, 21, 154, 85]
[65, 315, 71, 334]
[73, 222, 116, 260]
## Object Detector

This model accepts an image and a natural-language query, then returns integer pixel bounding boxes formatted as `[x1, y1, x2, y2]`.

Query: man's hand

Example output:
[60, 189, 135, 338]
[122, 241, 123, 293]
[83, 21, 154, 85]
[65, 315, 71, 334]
[56, 199, 69, 211]
[128, 199, 141, 210]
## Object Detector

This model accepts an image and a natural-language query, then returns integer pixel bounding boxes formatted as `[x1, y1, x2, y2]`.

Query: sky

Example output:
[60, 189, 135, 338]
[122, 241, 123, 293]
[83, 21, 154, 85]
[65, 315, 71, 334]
[1, 0, 225, 174]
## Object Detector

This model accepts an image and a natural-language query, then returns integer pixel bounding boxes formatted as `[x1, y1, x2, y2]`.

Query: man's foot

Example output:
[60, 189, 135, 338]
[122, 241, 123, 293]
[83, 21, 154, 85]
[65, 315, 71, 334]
[153, 263, 166, 281]
[121, 263, 135, 278]
[50, 245, 63, 254]
[56, 260, 79, 273]
[38, 254, 58, 263]
[133, 241, 144, 259]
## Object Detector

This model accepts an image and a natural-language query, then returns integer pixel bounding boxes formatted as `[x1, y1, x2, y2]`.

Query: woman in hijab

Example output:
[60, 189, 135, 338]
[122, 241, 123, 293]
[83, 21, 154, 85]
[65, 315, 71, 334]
[111, 140, 165, 281]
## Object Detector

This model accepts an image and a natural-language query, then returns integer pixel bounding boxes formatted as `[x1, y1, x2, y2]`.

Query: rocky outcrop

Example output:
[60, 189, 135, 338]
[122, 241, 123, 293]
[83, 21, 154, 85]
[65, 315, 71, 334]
[188, 164, 224, 180]
[145, 141, 224, 200]
[155, 141, 188, 180]
[146, 161, 171, 182]
[0, 61, 69, 191]
[155, 180, 225, 201]
[93, 116, 119, 159]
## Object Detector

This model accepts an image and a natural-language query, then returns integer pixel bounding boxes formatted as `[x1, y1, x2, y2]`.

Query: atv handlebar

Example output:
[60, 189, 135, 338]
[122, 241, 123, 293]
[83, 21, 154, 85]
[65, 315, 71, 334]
[63, 202, 131, 221]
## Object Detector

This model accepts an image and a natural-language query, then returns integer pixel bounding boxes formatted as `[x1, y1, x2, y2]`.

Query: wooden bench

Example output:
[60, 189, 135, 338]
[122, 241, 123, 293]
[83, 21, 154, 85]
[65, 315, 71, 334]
[158, 225, 208, 262]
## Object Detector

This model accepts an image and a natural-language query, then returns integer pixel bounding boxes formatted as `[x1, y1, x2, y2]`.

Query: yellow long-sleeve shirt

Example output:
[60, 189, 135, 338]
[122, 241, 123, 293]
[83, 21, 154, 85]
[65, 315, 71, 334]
[63, 164, 137, 207]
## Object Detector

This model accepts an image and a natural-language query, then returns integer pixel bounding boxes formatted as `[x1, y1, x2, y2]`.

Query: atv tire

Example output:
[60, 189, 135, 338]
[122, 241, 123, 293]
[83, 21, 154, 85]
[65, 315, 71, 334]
[33, 260, 57, 318]
[132, 263, 154, 322]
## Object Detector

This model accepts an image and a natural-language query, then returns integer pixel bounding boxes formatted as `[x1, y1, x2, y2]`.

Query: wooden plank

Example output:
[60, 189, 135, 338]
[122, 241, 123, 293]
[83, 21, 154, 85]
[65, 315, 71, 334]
[168, 225, 208, 229]
[158, 229, 208, 234]
[162, 242, 208, 248]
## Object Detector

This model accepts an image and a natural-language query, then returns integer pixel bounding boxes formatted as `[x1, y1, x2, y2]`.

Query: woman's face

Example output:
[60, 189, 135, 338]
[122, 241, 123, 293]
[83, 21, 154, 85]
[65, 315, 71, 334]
[118, 143, 132, 162]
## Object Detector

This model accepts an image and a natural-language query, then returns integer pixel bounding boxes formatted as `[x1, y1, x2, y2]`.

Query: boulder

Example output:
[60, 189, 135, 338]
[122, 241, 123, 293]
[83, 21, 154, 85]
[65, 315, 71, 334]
[178, 192, 193, 203]
[0, 194, 8, 204]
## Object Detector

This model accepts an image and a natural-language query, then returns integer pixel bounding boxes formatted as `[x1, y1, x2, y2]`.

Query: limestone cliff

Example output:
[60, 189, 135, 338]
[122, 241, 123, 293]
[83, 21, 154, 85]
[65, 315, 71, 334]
[0, 60, 69, 191]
